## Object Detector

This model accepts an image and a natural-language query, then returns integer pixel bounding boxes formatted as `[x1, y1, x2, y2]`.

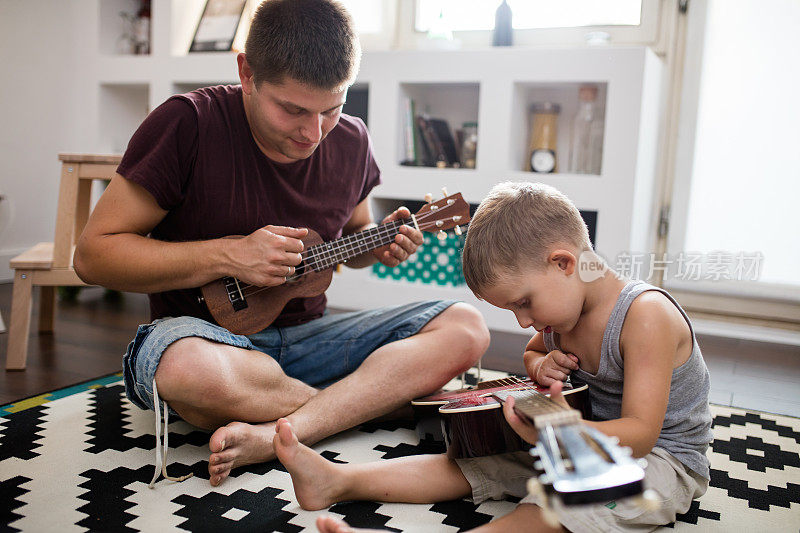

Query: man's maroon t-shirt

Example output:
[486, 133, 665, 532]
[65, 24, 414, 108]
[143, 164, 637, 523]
[116, 85, 381, 327]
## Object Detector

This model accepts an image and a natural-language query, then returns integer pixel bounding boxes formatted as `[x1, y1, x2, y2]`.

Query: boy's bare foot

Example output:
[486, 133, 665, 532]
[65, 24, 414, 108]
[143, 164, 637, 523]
[208, 421, 277, 486]
[273, 418, 346, 510]
[317, 515, 384, 533]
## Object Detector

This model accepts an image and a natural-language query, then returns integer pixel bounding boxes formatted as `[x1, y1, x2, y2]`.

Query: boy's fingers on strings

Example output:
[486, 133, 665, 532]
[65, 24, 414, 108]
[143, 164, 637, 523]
[547, 380, 570, 410]
[502, 396, 539, 444]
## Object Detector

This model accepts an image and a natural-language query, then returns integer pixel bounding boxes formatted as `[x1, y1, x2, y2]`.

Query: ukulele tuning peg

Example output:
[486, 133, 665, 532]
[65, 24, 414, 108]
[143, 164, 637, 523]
[437, 230, 447, 241]
[424, 193, 433, 203]
[441, 187, 449, 198]
[453, 225, 462, 236]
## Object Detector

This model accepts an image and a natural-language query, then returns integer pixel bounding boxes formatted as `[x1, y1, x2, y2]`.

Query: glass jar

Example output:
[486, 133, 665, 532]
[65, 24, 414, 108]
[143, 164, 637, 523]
[527, 102, 560, 173]
[460, 122, 478, 169]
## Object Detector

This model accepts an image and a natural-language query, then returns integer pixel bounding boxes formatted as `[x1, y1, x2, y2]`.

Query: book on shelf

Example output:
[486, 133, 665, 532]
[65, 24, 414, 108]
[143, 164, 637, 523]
[428, 118, 459, 166]
[414, 115, 459, 168]
[400, 97, 416, 165]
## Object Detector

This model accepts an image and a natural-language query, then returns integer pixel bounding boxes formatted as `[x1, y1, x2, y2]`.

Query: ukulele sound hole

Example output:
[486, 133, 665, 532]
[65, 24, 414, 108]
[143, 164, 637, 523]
[286, 258, 308, 284]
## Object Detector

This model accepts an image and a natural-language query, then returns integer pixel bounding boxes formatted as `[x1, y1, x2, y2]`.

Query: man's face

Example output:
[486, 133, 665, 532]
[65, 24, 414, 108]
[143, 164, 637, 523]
[244, 76, 347, 164]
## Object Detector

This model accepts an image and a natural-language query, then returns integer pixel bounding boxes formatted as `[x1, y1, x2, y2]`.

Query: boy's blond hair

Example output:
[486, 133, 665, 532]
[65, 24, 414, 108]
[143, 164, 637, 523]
[462, 182, 592, 295]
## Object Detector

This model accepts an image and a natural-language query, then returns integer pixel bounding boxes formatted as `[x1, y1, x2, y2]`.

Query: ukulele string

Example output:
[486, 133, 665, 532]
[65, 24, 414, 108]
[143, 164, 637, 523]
[235, 212, 460, 300]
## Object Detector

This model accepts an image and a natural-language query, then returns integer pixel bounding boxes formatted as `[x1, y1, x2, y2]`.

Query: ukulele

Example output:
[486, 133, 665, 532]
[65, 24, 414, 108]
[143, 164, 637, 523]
[199, 192, 471, 335]
[411, 376, 590, 459]
[492, 388, 645, 507]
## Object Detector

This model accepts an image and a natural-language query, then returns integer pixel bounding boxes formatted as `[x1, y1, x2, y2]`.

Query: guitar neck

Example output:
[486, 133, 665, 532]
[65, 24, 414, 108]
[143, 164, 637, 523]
[308, 218, 410, 271]
[500, 389, 582, 429]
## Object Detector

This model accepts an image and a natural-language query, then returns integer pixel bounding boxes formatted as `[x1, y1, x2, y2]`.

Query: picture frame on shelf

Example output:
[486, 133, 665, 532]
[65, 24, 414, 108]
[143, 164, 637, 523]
[189, 0, 247, 53]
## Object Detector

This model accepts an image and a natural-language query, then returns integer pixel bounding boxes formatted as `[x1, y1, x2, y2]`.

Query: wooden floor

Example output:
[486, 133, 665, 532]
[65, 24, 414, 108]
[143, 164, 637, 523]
[1, 282, 798, 417]
[0, 283, 150, 404]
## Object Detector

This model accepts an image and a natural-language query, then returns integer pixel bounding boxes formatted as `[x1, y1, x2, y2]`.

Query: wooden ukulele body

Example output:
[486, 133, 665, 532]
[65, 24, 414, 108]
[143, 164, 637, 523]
[200, 229, 334, 335]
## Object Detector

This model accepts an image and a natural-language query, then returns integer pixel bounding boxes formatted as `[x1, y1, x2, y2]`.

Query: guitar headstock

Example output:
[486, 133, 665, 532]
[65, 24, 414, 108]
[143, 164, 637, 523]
[529, 423, 645, 508]
[413, 188, 470, 239]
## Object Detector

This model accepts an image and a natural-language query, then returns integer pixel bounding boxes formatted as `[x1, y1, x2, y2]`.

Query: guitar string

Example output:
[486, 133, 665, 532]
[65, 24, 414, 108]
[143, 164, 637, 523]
[233, 214, 463, 300]
[231, 207, 452, 292]
[236, 218, 446, 299]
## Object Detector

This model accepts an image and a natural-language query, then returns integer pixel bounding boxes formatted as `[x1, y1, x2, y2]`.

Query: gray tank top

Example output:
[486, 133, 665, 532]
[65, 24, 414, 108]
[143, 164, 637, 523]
[544, 280, 712, 479]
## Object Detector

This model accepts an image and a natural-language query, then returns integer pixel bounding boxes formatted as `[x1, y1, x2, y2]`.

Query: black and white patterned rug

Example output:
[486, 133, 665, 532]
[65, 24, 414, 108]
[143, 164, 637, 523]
[1, 368, 799, 532]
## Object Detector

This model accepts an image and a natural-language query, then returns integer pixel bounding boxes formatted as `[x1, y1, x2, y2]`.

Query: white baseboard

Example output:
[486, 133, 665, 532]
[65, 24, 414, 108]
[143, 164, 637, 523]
[691, 318, 800, 346]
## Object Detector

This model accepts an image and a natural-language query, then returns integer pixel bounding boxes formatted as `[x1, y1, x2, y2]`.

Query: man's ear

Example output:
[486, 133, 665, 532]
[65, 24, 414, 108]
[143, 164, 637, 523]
[549, 249, 576, 275]
[238, 53, 255, 94]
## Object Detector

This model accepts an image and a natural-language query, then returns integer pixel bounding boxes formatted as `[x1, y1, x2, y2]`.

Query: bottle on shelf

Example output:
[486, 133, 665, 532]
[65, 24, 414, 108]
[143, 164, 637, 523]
[527, 103, 560, 173]
[493, 0, 513, 46]
[569, 85, 604, 175]
[133, 0, 151, 55]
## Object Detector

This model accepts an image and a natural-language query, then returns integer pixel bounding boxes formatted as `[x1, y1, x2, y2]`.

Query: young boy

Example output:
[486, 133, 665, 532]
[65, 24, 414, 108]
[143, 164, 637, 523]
[273, 182, 713, 532]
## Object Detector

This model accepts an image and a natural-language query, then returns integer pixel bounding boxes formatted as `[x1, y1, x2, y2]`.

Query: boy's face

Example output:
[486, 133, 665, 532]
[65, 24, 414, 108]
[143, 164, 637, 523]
[479, 257, 583, 335]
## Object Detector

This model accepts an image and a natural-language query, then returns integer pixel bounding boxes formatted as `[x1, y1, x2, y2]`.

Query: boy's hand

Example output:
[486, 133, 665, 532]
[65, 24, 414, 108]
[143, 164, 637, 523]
[502, 395, 539, 444]
[529, 349, 580, 386]
[502, 381, 572, 445]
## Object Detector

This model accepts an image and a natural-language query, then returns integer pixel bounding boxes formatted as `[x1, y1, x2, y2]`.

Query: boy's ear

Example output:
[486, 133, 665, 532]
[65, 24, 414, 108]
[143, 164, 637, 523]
[549, 249, 576, 275]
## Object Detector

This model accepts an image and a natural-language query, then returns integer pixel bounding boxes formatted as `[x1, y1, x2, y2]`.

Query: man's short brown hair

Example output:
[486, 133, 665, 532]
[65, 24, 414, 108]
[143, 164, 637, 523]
[462, 182, 592, 295]
[245, 0, 361, 90]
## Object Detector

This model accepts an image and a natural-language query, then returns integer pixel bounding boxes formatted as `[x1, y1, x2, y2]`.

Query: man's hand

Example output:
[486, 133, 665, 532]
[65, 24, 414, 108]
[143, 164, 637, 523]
[227, 225, 308, 287]
[502, 381, 571, 445]
[527, 349, 580, 386]
[371, 207, 424, 267]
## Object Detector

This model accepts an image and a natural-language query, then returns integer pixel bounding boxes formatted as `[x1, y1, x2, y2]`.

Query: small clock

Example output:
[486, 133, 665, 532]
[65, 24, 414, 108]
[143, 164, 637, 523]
[531, 149, 556, 173]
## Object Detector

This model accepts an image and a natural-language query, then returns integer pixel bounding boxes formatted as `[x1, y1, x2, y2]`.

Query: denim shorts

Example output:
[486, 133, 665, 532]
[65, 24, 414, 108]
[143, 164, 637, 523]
[122, 300, 457, 414]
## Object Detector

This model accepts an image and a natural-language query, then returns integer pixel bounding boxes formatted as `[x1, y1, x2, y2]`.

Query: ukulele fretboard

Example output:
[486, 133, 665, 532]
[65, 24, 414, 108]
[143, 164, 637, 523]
[499, 389, 582, 429]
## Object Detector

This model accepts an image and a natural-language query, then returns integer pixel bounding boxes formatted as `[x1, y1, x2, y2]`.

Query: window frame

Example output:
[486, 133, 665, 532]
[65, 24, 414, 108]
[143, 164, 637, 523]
[395, 0, 663, 50]
[664, 0, 800, 309]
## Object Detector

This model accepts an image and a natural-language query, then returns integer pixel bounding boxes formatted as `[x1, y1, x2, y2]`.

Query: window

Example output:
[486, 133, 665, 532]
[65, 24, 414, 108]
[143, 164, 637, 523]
[668, 0, 800, 302]
[339, 0, 385, 34]
[402, 0, 660, 50]
[415, 0, 642, 32]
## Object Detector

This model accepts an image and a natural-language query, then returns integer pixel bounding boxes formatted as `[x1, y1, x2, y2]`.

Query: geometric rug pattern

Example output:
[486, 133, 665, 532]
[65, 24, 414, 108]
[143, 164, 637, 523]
[1, 369, 799, 532]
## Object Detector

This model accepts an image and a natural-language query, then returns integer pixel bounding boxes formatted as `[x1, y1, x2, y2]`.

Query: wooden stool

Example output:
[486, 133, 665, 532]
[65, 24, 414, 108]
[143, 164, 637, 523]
[5, 153, 121, 370]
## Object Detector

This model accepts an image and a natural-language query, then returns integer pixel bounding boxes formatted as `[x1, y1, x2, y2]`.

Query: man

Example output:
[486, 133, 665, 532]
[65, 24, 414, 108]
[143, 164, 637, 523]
[74, 0, 488, 487]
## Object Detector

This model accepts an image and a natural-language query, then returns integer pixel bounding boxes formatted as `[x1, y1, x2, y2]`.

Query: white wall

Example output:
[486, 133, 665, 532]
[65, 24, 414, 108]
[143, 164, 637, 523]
[0, 0, 98, 281]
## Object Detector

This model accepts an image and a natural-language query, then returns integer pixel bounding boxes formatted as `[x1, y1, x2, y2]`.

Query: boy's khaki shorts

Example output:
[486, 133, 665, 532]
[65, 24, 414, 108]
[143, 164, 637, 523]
[455, 447, 708, 532]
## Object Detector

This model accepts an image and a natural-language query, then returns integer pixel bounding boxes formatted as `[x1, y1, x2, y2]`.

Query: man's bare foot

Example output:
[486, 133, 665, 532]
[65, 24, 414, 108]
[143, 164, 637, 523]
[273, 418, 347, 510]
[316, 515, 384, 533]
[207, 421, 277, 486]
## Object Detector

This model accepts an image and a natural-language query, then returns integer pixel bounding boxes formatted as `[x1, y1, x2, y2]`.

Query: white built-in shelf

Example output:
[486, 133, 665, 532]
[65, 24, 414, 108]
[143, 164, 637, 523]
[92, 1, 665, 333]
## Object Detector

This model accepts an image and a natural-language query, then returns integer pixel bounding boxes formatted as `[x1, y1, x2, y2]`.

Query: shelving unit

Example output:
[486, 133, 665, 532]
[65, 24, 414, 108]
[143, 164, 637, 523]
[91, 0, 665, 334]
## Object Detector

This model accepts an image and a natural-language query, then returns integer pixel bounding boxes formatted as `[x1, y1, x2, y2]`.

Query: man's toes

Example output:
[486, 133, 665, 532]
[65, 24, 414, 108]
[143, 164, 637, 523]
[210, 449, 237, 465]
[209, 431, 228, 453]
[209, 461, 233, 476]
[210, 471, 229, 486]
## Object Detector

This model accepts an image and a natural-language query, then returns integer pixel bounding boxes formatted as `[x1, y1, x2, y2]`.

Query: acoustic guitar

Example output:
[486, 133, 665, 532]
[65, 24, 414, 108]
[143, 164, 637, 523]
[413, 377, 646, 507]
[199, 192, 471, 335]
[411, 376, 589, 459]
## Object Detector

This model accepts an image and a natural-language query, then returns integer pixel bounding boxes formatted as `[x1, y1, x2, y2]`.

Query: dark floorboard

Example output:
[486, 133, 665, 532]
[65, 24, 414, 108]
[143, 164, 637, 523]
[0, 283, 150, 404]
